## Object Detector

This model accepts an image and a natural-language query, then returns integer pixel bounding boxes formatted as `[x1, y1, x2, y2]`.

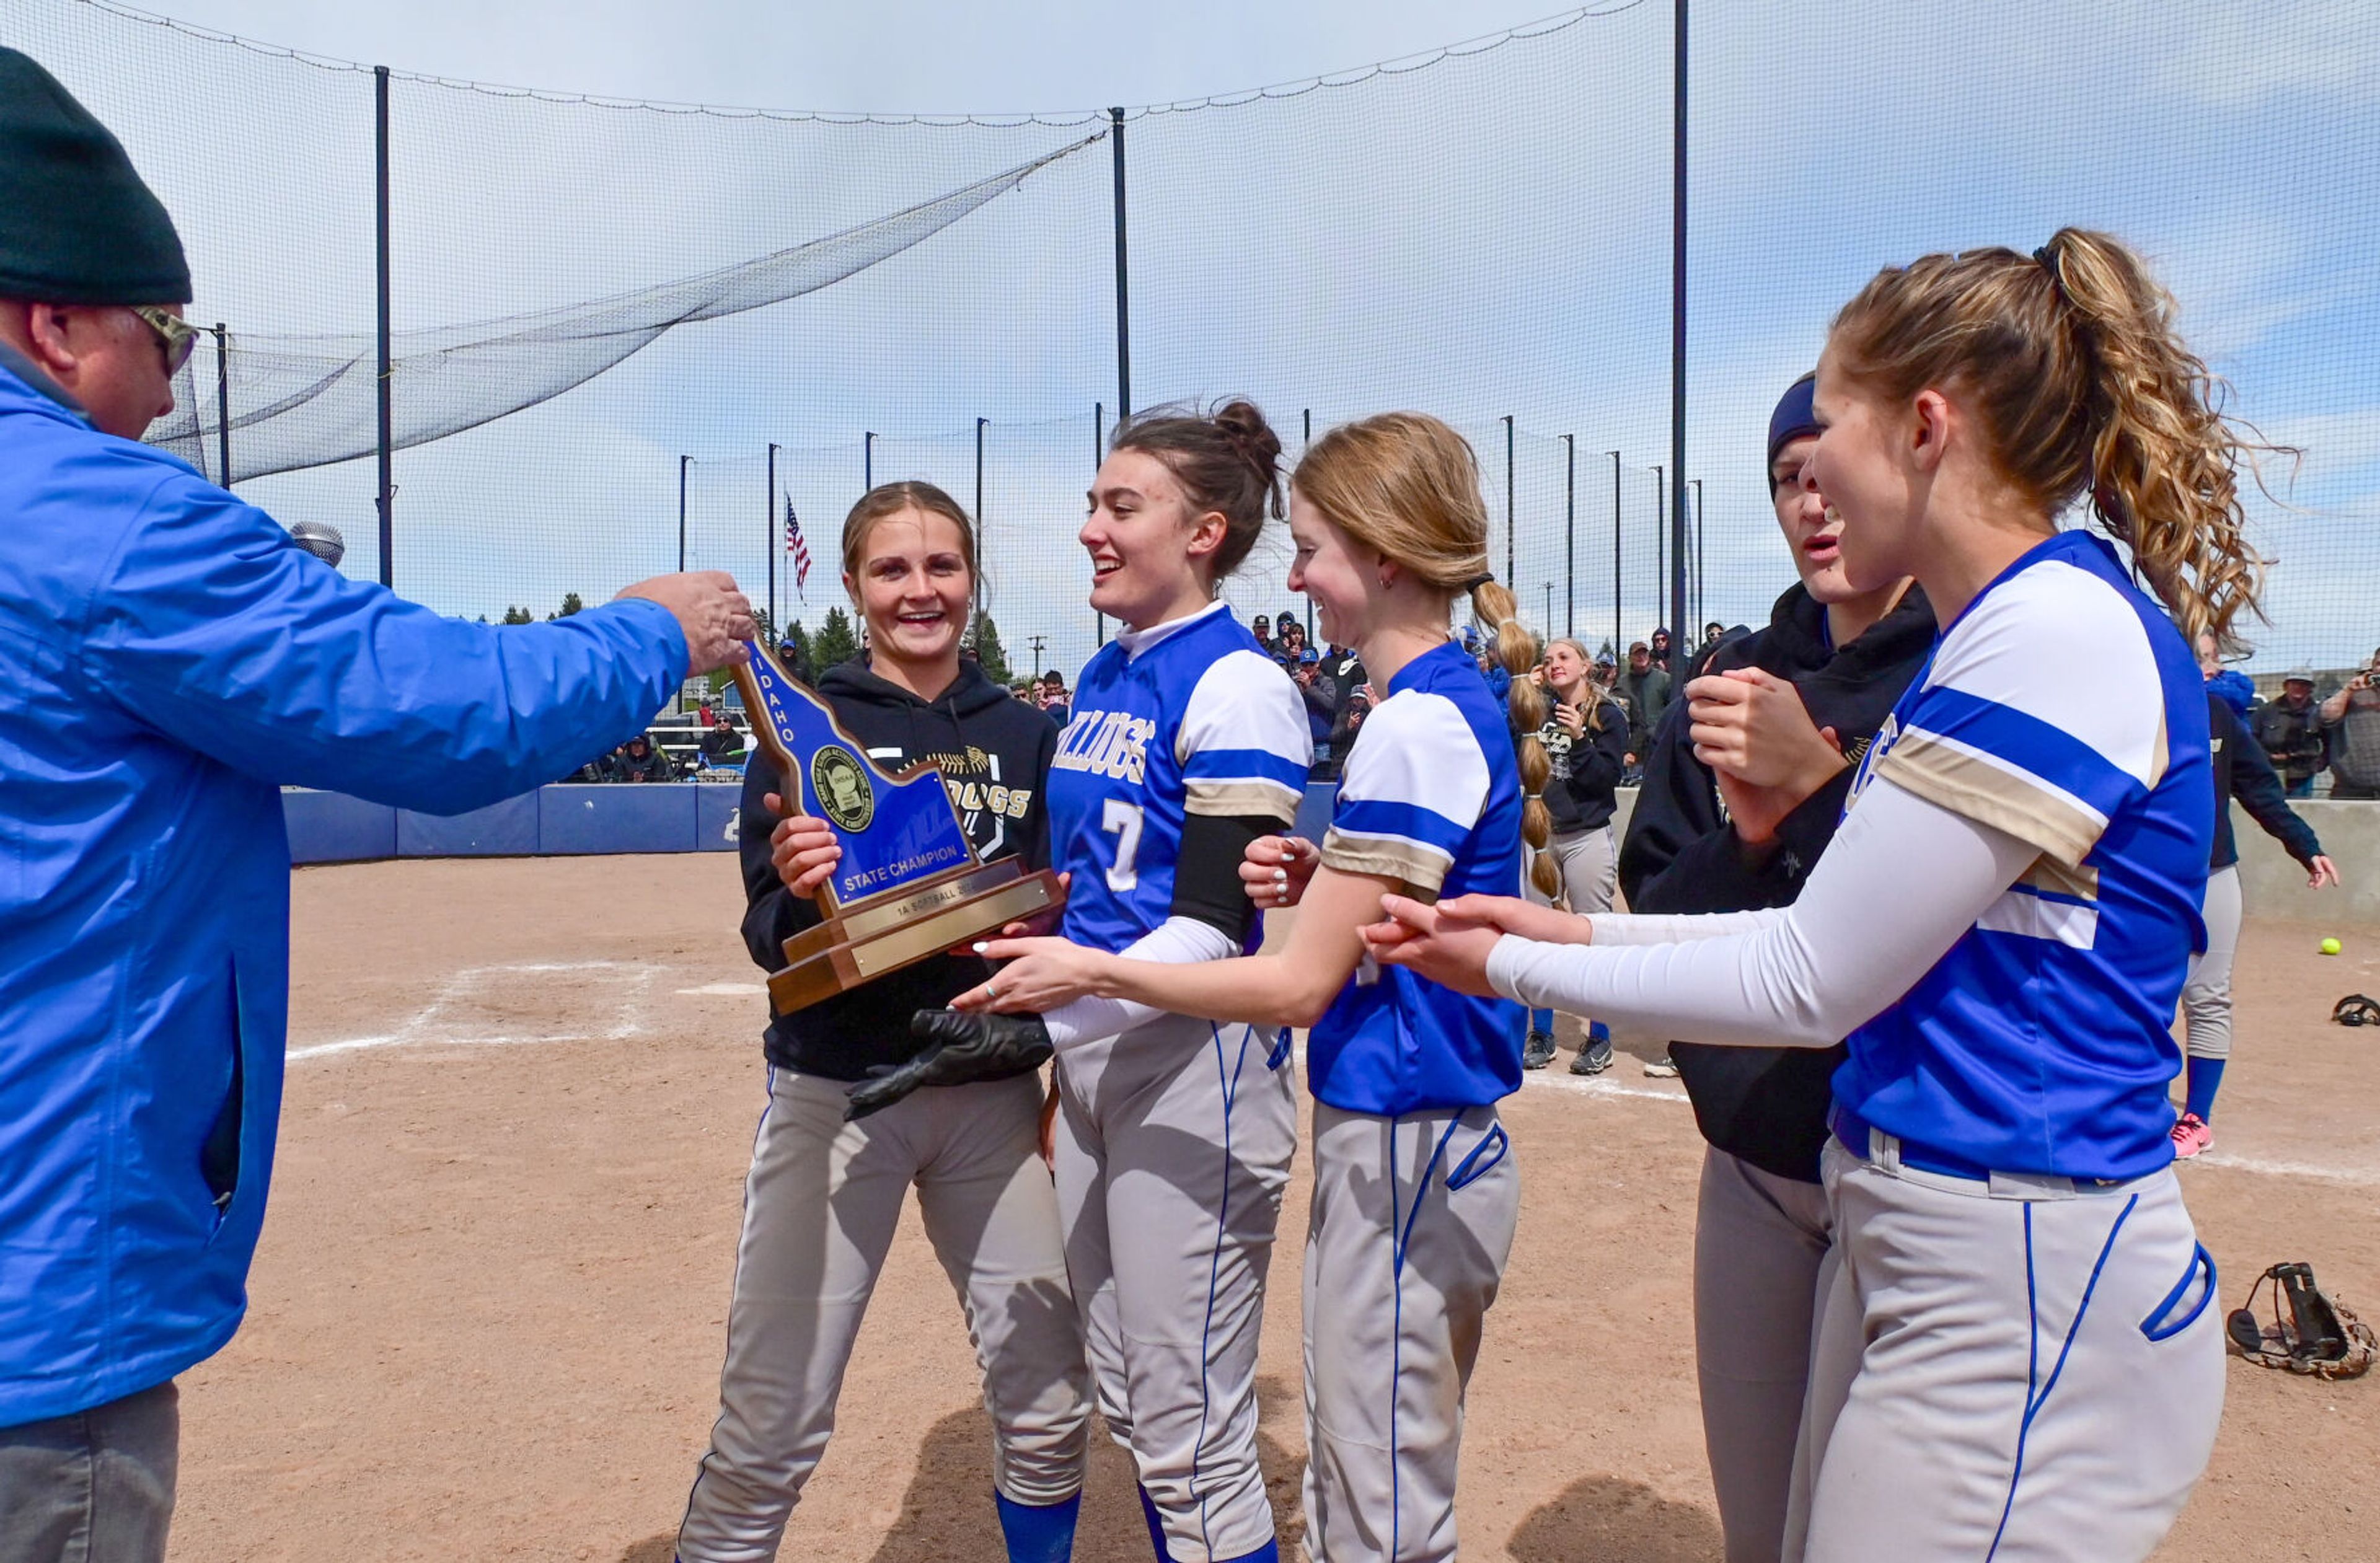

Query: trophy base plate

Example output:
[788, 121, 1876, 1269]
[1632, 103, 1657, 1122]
[767, 858, 1065, 1014]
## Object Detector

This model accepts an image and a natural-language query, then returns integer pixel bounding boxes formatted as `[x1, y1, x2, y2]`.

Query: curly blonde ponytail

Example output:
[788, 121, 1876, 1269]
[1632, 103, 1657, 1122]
[1473, 581, 1561, 896]
[1292, 413, 1559, 897]
[1830, 227, 2285, 648]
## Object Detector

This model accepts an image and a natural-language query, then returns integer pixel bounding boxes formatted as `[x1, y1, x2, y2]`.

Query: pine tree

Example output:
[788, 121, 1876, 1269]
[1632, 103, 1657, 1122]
[558, 591, 584, 617]
[971, 611, 1012, 684]
[500, 605, 534, 625]
[812, 606, 860, 671]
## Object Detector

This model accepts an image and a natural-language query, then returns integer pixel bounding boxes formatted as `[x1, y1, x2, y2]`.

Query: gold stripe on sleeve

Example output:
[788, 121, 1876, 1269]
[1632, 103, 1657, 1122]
[1879, 731, 2104, 869]
[1320, 828, 1452, 894]
[1185, 778, 1303, 823]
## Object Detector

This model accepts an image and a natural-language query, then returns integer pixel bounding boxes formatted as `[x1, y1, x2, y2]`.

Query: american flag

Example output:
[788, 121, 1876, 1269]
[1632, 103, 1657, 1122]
[783, 495, 811, 596]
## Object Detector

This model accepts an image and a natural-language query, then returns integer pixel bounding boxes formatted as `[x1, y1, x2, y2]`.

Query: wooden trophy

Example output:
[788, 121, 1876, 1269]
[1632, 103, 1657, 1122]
[731, 639, 1065, 1013]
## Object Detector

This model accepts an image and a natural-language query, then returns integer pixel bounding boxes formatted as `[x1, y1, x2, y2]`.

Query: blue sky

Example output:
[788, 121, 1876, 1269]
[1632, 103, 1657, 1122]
[14, 0, 2377, 676]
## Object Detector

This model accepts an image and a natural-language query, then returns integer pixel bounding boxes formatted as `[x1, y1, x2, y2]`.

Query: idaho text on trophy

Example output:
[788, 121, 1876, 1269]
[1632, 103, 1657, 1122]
[733, 639, 1065, 1011]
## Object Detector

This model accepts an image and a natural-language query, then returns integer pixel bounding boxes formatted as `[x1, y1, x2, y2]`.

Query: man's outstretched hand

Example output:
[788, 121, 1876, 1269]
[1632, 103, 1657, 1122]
[844, 1011, 1056, 1122]
[616, 571, 756, 676]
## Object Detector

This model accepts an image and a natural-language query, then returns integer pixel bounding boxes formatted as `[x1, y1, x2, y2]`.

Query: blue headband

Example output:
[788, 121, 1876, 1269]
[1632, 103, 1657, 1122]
[1766, 372, 1820, 483]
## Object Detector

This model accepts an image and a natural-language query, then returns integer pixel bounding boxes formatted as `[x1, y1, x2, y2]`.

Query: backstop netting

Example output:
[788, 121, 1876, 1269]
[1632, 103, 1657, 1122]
[6, 0, 2376, 686]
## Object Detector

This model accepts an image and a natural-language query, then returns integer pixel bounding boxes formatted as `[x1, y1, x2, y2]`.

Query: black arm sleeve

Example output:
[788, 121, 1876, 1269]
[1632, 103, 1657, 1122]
[738, 755, 826, 975]
[1170, 811, 1280, 946]
[2231, 710, 2324, 865]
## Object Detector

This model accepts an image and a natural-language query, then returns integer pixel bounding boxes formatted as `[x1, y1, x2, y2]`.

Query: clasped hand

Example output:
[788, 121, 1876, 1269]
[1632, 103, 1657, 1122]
[1685, 667, 1846, 845]
[1359, 892, 1592, 997]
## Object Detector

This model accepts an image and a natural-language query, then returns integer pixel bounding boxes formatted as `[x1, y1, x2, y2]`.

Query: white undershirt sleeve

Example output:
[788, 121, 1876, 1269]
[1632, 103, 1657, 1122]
[1583, 909, 1786, 945]
[1038, 915, 1239, 1052]
[1484, 779, 2040, 1048]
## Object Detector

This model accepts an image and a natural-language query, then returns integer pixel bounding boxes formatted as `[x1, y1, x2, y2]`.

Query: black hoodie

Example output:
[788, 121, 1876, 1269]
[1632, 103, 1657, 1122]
[739, 658, 1060, 1081]
[1619, 581, 1937, 1184]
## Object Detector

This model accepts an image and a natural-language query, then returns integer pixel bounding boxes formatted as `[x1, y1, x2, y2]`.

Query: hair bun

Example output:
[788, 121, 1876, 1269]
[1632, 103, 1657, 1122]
[1210, 400, 1284, 517]
[1212, 400, 1282, 473]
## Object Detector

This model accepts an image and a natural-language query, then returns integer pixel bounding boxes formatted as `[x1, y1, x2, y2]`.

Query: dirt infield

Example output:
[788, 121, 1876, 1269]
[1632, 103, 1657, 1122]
[167, 854, 2378, 1561]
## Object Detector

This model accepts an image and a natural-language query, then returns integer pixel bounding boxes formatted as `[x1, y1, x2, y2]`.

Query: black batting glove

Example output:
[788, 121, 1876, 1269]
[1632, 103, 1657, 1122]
[842, 1011, 1056, 1122]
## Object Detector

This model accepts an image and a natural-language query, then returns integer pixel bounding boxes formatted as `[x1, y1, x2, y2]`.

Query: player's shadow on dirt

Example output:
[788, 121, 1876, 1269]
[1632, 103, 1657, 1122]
[618, 1375, 1306, 1563]
[1505, 1473, 1725, 1562]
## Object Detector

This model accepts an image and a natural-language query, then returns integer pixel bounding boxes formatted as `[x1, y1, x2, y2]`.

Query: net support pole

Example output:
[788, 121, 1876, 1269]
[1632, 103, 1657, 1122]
[864, 431, 875, 492]
[677, 454, 689, 575]
[974, 416, 987, 623]
[1652, 465, 1665, 636]
[211, 322, 231, 490]
[1668, 0, 1690, 650]
[374, 64, 393, 588]
[1502, 415, 1515, 589]
[1562, 434, 1574, 638]
[1691, 478, 1704, 630]
[1609, 451, 1622, 656]
[766, 442, 779, 633]
[1109, 107, 1130, 420]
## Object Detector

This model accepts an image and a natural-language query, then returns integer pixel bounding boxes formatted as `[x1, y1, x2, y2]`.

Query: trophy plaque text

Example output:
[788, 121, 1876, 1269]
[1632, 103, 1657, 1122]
[732, 640, 1065, 1013]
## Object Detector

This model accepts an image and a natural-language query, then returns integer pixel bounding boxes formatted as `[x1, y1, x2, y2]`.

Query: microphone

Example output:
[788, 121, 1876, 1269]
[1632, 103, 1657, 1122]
[289, 520, 345, 569]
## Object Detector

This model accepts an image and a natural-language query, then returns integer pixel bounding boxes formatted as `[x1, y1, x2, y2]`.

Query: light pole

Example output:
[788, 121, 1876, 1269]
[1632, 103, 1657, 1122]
[677, 454, 689, 573]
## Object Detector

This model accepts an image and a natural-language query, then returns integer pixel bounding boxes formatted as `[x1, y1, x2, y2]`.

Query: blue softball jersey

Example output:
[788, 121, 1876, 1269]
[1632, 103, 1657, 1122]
[1311, 638, 1527, 1115]
[1837, 531, 2212, 1182]
[1047, 602, 1311, 953]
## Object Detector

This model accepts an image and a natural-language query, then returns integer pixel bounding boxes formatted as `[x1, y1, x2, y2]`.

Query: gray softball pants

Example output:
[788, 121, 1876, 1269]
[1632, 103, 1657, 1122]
[1546, 824, 1618, 916]
[1784, 1135, 2223, 1562]
[676, 1068, 1092, 1563]
[1693, 1147, 1832, 1563]
[1052, 1016, 1298, 1563]
[1302, 1103, 1518, 1563]
[2180, 863, 2241, 1061]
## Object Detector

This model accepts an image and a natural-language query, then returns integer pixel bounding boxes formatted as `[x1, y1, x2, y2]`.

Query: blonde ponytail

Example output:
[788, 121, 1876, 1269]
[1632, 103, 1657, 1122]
[1294, 413, 1559, 897]
[2038, 229, 2275, 648]
[1473, 580, 1562, 897]
[1830, 227, 2286, 649]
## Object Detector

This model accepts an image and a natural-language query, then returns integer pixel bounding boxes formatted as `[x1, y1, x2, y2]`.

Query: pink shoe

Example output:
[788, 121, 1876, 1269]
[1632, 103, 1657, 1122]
[2170, 1112, 2213, 1159]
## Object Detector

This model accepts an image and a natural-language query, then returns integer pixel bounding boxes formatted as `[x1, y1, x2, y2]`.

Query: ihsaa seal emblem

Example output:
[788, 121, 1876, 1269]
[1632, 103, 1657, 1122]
[809, 745, 876, 832]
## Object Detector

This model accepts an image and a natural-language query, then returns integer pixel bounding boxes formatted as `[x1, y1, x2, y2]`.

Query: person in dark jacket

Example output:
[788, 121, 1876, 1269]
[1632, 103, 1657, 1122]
[1616, 371, 1936, 1563]
[681, 482, 1090, 1563]
[2171, 635, 2340, 1158]
[612, 732, 674, 782]
[1615, 639, 1673, 764]
[698, 716, 747, 767]
[1519, 637, 1629, 1072]
[2253, 667, 2327, 797]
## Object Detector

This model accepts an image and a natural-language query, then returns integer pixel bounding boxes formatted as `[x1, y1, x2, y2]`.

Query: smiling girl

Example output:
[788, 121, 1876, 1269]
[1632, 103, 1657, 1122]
[901, 402, 1313, 1563]
[952, 412, 1542, 1563]
[676, 482, 1090, 1563]
[1370, 230, 2271, 1560]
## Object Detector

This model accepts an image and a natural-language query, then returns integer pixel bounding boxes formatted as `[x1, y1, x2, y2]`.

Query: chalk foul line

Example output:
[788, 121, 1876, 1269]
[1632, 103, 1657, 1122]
[287, 960, 653, 1062]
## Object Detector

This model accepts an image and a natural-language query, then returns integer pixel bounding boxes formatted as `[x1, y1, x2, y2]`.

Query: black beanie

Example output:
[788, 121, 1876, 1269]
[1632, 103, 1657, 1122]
[0, 48, 191, 304]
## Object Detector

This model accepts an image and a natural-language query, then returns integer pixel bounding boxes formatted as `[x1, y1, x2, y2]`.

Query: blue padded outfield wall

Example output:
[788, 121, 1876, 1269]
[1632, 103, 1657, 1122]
[287, 782, 1340, 865]
[285, 783, 745, 863]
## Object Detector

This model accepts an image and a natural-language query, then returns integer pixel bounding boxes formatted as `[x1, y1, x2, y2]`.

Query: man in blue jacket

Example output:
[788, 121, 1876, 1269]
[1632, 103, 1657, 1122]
[0, 49, 754, 1561]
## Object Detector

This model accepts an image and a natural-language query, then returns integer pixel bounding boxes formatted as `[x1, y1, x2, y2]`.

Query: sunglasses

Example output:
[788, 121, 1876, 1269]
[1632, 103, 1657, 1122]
[130, 306, 198, 375]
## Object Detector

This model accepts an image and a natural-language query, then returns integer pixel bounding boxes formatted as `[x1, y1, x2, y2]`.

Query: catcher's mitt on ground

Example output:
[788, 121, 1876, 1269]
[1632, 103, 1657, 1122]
[842, 1010, 1055, 1122]
[2226, 1261, 2377, 1381]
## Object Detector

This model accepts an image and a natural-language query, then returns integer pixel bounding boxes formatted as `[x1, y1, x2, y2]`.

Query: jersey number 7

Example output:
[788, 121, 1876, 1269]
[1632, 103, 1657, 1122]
[1103, 799, 1144, 892]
